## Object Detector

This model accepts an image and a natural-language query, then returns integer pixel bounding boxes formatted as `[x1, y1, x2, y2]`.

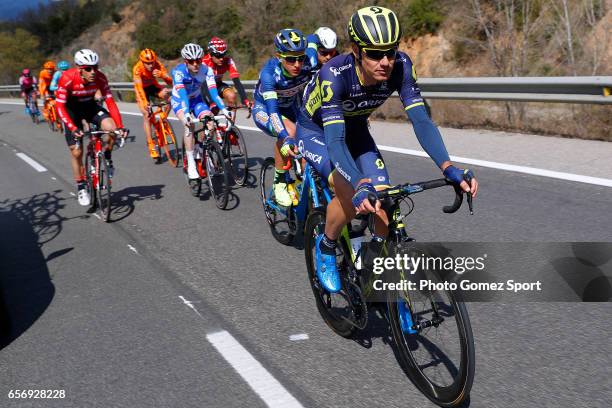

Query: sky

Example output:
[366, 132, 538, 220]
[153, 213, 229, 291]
[0, 0, 53, 20]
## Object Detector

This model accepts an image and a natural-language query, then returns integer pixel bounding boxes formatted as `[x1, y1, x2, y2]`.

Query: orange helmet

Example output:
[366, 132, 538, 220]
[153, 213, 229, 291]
[139, 48, 157, 63]
[43, 61, 56, 70]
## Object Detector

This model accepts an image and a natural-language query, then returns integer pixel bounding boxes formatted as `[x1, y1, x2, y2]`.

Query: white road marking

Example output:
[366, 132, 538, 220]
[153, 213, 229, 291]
[178, 295, 202, 317]
[289, 333, 309, 341]
[378, 145, 612, 188]
[0, 102, 607, 187]
[127, 244, 139, 255]
[207, 330, 304, 408]
[93, 213, 101, 220]
[51, 176, 57, 180]
[69, 192, 76, 196]
[16, 152, 47, 172]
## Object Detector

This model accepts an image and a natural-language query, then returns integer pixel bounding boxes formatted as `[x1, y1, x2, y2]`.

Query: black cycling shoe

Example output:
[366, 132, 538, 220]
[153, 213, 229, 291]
[189, 178, 201, 197]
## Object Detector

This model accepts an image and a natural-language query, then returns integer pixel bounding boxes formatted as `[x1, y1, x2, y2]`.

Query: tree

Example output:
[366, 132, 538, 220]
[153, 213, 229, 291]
[0, 28, 44, 84]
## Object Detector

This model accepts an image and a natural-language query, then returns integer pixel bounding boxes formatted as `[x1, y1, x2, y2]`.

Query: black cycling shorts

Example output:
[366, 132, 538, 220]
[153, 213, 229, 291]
[63, 100, 110, 146]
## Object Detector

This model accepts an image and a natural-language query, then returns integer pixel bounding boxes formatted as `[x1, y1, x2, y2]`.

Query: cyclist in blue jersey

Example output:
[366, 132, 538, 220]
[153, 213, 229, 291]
[297, 6, 479, 293]
[252, 28, 315, 207]
[49, 60, 70, 93]
[172, 43, 230, 190]
[305, 27, 338, 71]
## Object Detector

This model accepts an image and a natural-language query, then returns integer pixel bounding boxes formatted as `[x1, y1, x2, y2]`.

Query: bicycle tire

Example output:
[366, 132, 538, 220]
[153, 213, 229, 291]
[84, 150, 97, 209]
[226, 127, 248, 186]
[259, 157, 294, 245]
[205, 140, 229, 209]
[160, 120, 179, 167]
[304, 209, 356, 338]
[47, 115, 55, 131]
[385, 245, 474, 407]
[96, 152, 112, 222]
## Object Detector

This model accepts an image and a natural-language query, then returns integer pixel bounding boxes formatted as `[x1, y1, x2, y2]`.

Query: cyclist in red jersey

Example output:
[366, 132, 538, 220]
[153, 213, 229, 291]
[201, 37, 252, 110]
[55, 49, 128, 206]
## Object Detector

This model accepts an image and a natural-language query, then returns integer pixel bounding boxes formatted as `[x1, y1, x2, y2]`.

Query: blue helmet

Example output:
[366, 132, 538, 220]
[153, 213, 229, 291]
[274, 28, 306, 53]
[57, 60, 70, 71]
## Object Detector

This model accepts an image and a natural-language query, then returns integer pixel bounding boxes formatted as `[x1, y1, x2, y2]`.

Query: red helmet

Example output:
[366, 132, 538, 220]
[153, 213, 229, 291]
[22, 68, 30, 76]
[208, 37, 228, 56]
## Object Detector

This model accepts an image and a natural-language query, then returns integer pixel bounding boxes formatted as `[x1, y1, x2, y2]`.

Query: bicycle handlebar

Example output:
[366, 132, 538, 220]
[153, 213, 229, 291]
[372, 175, 474, 215]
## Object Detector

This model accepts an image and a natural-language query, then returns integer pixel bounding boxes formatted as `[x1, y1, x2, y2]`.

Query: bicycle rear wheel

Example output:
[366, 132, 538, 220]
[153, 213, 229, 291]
[96, 153, 112, 222]
[205, 140, 229, 209]
[47, 105, 56, 132]
[304, 209, 357, 338]
[259, 157, 295, 245]
[226, 127, 248, 186]
[160, 120, 179, 167]
[386, 244, 474, 407]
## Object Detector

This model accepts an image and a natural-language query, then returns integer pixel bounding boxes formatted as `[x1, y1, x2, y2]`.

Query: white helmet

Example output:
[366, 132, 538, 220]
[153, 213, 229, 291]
[181, 43, 204, 60]
[74, 49, 99, 66]
[315, 27, 337, 50]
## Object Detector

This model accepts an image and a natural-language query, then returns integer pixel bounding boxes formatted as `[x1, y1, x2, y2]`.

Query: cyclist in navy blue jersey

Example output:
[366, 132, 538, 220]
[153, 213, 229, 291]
[252, 28, 315, 207]
[297, 6, 479, 293]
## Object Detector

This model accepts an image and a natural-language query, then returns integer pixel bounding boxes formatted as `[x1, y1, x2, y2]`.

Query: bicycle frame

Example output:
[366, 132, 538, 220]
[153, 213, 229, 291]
[264, 161, 333, 225]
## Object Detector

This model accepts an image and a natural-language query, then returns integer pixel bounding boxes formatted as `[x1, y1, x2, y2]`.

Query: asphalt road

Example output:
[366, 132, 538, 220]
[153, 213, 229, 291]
[0, 102, 610, 407]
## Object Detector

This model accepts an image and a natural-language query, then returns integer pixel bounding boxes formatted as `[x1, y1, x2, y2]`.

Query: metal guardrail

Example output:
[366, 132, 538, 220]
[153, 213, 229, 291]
[2, 76, 610, 104]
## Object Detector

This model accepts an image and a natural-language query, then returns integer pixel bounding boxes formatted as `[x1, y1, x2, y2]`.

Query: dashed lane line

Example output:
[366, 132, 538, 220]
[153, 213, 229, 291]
[16, 152, 47, 172]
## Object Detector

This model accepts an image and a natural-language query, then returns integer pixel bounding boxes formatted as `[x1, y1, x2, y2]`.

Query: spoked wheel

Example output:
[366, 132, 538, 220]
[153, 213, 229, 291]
[304, 209, 357, 338]
[385, 244, 474, 407]
[84, 151, 97, 210]
[96, 152, 112, 222]
[205, 140, 229, 209]
[159, 120, 179, 167]
[226, 127, 248, 186]
[259, 157, 295, 245]
[47, 108, 56, 132]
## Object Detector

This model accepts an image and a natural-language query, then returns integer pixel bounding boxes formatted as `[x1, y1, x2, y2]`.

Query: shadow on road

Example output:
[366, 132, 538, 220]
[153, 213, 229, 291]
[0, 190, 75, 349]
[110, 184, 165, 222]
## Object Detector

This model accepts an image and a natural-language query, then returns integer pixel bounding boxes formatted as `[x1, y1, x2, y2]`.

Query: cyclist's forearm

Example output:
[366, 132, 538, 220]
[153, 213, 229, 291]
[407, 105, 450, 168]
[263, 96, 288, 139]
[208, 86, 225, 110]
[325, 121, 364, 188]
[105, 97, 124, 128]
[56, 103, 77, 131]
[232, 78, 248, 103]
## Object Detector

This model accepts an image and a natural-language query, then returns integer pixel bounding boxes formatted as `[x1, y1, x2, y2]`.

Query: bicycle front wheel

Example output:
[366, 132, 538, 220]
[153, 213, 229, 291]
[160, 120, 179, 167]
[386, 245, 474, 407]
[259, 157, 294, 245]
[205, 140, 229, 209]
[226, 127, 248, 186]
[84, 151, 97, 209]
[96, 153, 112, 222]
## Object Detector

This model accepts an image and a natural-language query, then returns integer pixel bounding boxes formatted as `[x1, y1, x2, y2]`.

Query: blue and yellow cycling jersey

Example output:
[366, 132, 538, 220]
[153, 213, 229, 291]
[252, 57, 314, 139]
[171, 63, 225, 114]
[298, 51, 450, 187]
[301, 51, 424, 127]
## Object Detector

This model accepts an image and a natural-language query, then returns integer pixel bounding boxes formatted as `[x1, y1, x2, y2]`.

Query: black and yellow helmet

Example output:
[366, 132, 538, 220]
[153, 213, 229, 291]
[348, 6, 402, 47]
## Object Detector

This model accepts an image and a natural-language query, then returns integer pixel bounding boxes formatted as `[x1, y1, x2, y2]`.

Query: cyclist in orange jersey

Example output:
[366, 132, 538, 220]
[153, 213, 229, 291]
[39, 61, 56, 121]
[132, 48, 172, 159]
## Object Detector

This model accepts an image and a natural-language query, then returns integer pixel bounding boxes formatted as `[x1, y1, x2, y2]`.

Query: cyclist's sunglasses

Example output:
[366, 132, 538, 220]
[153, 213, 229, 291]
[318, 48, 337, 57]
[211, 52, 226, 59]
[79, 65, 98, 72]
[186, 59, 201, 65]
[362, 47, 398, 61]
[281, 54, 306, 63]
